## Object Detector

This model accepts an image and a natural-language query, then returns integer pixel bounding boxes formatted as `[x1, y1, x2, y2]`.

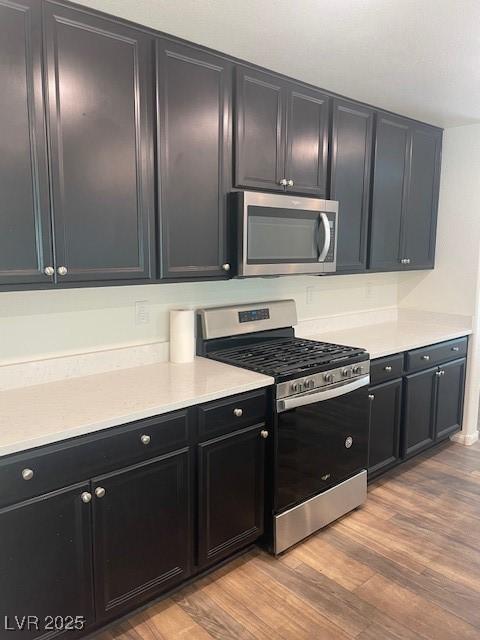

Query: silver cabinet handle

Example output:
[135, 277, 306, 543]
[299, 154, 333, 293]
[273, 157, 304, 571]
[279, 178, 287, 186]
[233, 408, 243, 417]
[261, 430, 269, 439]
[384, 365, 392, 372]
[321, 473, 331, 481]
[81, 491, 92, 503]
[401, 258, 411, 265]
[452, 346, 460, 352]
[44, 266, 54, 276]
[221, 263, 230, 272]
[57, 266, 68, 276]
[421, 355, 430, 361]
[369, 394, 375, 401]
[21, 468, 34, 481]
[287, 179, 294, 187]
[95, 486, 106, 498]
[317, 213, 331, 262]
[140, 434, 151, 445]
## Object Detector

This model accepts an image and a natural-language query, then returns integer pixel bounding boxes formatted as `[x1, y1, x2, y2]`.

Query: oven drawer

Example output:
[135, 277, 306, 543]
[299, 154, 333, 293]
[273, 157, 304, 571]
[197, 389, 267, 441]
[405, 337, 468, 373]
[0, 410, 189, 508]
[370, 354, 404, 385]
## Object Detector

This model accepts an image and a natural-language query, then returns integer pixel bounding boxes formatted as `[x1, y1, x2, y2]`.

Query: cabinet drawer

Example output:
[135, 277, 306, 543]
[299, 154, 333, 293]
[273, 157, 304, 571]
[0, 410, 189, 508]
[405, 337, 468, 373]
[370, 354, 404, 385]
[198, 389, 267, 441]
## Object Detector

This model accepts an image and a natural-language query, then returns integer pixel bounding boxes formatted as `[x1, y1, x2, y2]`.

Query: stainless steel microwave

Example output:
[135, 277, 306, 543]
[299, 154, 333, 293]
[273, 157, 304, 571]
[231, 191, 338, 277]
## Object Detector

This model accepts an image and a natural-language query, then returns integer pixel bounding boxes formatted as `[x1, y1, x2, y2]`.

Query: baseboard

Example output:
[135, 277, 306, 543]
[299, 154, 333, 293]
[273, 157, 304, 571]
[450, 431, 479, 446]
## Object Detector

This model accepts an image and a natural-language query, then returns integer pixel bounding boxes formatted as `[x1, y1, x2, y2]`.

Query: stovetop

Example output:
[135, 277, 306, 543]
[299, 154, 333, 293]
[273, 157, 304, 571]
[207, 336, 367, 381]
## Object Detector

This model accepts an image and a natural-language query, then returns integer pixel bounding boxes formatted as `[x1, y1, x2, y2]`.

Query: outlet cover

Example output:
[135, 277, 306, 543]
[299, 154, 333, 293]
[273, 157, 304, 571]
[135, 300, 150, 325]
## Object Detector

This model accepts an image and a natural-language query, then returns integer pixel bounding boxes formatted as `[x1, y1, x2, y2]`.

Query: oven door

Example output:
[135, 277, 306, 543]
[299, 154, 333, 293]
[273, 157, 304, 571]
[236, 191, 337, 276]
[275, 377, 369, 513]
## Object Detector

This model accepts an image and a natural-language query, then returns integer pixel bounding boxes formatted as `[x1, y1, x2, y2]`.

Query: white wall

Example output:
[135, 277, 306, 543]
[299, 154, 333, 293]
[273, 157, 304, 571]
[0, 273, 400, 365]
[399, 124, 480, 443]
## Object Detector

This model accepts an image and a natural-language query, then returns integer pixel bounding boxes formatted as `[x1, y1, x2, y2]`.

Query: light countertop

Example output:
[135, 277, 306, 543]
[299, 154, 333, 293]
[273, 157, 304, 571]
[0, 358, 273, 458]
[298, 317, 472, 360]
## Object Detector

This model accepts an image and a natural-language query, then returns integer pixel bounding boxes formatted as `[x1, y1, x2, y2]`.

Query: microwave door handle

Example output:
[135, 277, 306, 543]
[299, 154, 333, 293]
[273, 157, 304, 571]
[277, 375, 370, 413]
[317, 213, 331, 262]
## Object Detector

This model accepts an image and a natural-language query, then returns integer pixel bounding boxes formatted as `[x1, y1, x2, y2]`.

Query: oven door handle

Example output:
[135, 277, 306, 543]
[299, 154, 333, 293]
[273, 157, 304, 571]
[277, 375, 370, 413]
[317, 212, 331, 263]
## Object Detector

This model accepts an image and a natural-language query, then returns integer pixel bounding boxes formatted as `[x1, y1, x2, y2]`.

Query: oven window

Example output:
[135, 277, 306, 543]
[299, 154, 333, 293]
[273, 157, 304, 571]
[247, 207, 319, 263]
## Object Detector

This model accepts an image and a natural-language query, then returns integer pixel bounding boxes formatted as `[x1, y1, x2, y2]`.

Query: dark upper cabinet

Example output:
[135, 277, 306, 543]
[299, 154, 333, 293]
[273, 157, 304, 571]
[369, 113, 409, 271]
[369, 113, 442, 272]
[235, 66, 329, 196]
[368, 378, 402, 477]
[92, 450, 191, 622]
[402, 124, 442, 269]
[403, 367, 437, 458]
[198, 423, 265, 568]
[157, 40, 232, 278]
[284, 84, 329, 196]
[43, 1, 155, 284]
[330, 99, 374, 272]
[0, 0, 53, 287]
[435, 358, 466, 441]
[0, 482, 94, 639]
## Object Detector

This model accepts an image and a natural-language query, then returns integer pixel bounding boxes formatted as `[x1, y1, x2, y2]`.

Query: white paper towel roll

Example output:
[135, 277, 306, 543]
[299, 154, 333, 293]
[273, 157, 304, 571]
[169, 309, 195, 363]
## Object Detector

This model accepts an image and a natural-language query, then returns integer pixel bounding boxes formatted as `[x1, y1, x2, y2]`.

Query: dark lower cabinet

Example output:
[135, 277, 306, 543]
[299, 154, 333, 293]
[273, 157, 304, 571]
[368, 378, 402, 477]
[157, 39, 232, 278]
[330, 99, 374, 272]
[435, 358, 466, 441]
[0, 0, 53, 287]
[0, 482, 94, 640]
[198, 423, 265, 568]
[403, 367, 437, 458]
[92, 450, 191, 622]
[43, 1, 155, 284]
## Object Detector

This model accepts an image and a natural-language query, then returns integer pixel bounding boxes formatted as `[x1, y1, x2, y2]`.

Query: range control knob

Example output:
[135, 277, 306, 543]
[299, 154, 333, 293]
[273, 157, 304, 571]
[305, 378, 315, 390]
[352, 365, 363, 375]
[291, 381, 301, 393]
[342, 368, 352, 378]
[323, 373, 334, 384]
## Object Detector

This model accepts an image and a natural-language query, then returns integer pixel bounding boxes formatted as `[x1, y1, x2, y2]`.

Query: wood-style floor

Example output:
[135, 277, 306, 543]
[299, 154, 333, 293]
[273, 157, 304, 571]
[98, 440, 480, 640]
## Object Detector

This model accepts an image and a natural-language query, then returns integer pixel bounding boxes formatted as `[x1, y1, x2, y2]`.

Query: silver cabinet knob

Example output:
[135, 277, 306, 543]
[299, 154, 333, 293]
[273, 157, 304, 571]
[321, 473, 331, 481]
[384, 365, 392, 372]
[95, 486, 106, 498]
[233, 408, 243, 417]
[345, 436, 353, 448]
[44, 266, 54, 276]
[279, 178, 287, 186]
[81, 491, 92, 504]
[452, 346, 460, 352]
[221, 263, 230, 272]
[57, 266, 68, 276]
[368, 394, 375, 401]
[287, 179, 294, 187]
[21, 468, 34, 481]
[140, 434, 151, 445]
[260, 430, 269, 439]
[401, 258, 411, 265]
[421, 355, 430, 361]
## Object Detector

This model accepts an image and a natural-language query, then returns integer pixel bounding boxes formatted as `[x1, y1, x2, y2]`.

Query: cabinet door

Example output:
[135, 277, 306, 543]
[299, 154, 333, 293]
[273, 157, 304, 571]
[403, 368, 437, 458]
[198, 424, 265, 568]
[43, 1, 155, 284]
[369, 113, 409, 270]
[436, 358, 466, 441]
[0, 0, 53, 287]
[157, 40, 232, 279]
[92, 450, 190, 622]
[284, 84, 329, 196]
[0, 483, 94, 639]
[402, 125, 442, 269]
[235, 66, 285, 191]
[331, 100, 374, 272]
[368, 379, 402, 478]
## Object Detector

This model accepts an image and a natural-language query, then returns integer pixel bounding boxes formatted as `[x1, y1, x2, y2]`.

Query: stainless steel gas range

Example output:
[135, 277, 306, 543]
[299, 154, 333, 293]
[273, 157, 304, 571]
[196, 299, 370, 554]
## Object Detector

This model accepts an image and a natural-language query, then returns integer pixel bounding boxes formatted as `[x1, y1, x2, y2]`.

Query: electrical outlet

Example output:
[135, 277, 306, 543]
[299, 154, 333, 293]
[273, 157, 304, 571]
[135, 300, 150, 325]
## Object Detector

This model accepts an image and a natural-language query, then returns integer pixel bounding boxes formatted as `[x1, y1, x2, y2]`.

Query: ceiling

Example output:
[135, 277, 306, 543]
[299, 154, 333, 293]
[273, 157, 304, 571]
[74, 0, 480, 128]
